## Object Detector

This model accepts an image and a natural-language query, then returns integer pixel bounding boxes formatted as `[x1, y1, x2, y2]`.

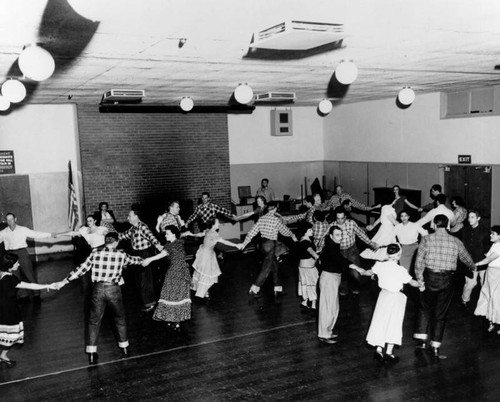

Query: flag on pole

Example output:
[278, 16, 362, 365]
[68, 160, 79, 231]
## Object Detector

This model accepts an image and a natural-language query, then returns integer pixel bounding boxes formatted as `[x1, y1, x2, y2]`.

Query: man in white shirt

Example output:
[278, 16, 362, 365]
[0, 213, 54, 302]
[417, 194, 455, 231]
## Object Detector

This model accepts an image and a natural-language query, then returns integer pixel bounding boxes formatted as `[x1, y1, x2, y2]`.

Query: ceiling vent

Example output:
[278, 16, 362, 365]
[250, 20, 344, 50]
[255, 92, 296, 102]
[102, 89, 145, 103]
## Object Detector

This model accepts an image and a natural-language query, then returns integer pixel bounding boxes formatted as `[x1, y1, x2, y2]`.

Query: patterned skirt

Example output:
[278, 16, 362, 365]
[153, 263, 192, 323]
[0, 321, 24, 348]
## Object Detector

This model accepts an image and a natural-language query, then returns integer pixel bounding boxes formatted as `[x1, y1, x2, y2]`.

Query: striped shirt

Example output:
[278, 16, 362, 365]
[65, 247, 143, 286]
[415, 228, 475, 283]
[119, 221, 160, 251]
[242, 211, 294, 248]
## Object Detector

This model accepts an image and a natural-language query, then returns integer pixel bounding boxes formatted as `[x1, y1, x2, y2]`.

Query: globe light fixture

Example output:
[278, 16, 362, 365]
[180, 97, 194, 112]
[335, 60, 358, 85]
[0, 95, 10, 111]
[18, 45, 55, 81]
[318, 99, 333, 115]
[398, 87, 416, 106]
[1, 79, 27, 103]
[234, 83, 254, 105]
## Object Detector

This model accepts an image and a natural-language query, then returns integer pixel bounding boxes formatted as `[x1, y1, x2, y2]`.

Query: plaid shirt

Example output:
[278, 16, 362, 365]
[160, 213, 182, 231]
[242, 211, 294, 248]
[65, 247, 143, 286]
[186, 202, 232, 226]
[313, 221, 330, 252]
[415, 228, 475, 283]
[119, 221, 160, 250]
[333, 219, 373, 250]
[325, 192, 370, 211]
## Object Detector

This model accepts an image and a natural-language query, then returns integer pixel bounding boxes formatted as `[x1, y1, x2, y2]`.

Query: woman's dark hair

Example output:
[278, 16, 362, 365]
[99, 202, 109, 210]
[299, 222, 313, 238]
[164, 225, 181, 239]
[392, 185, 401, 192]
[491, 226, 500, 236]
[387, 243, 401, 255]
[0, 253, 19, 272]
[313, 210, 325, 222]
[304, 195, 314, 205]
[205, 218, 218, 230]
[255, 195, 267, 205]
[452, 196, 465, 207]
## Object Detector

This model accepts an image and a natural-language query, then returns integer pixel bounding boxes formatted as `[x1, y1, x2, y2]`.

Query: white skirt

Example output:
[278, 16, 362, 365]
[366, 289, 407, 347]
[475, 266, 500, 324]
[298, 264, 319, 301]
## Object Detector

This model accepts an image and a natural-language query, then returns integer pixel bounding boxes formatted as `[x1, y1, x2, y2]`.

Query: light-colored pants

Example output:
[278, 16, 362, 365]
[462, 270, 486, 303]
[318, 272, 341, 339]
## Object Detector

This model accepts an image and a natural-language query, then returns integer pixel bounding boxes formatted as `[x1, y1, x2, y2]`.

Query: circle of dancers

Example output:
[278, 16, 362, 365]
[0, 182, 499, 367]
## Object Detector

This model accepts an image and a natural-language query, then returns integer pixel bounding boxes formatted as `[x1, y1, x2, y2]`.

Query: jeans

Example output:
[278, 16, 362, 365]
[86, 282, 129, 353]
[414, 271, 454, 347]
[254, 239, 280, 288]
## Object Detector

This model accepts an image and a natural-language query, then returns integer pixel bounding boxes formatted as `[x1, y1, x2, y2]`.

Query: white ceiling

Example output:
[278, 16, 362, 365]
[1, 0, 500, 107]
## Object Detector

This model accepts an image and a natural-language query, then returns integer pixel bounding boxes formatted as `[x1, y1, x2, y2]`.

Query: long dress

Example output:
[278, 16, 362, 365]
[153, 240, 192, 323]
[0, 274, 24, 348]
[191, 229, 222, 298]
[474, 243, 500, 324]
[297, 239, 319, 301]
[360, 205, 397, 261]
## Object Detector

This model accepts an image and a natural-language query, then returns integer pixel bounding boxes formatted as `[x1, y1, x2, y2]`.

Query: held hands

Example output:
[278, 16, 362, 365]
[53, 280, 67, 291]
[51, 232, 58, 238]
[236, 243, 244, 251]
[366, 225, 374, 232]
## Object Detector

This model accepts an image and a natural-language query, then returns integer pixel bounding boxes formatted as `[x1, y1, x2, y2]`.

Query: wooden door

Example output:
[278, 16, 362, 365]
[444, 166, 492, 228]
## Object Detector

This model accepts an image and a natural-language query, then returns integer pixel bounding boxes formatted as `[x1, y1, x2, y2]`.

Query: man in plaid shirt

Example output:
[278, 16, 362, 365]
[325, 185, 375, 212]
[54, 232, 146, 365]
[413, 214, 475, 359]
[119, 208, 163, 312]
[332, 207, 379, 295]
[185, 192, 236, 230]
[238, 201, 298, 298]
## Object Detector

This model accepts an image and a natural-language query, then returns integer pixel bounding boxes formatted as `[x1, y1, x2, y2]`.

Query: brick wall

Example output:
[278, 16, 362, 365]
[76, 104, 231, 226]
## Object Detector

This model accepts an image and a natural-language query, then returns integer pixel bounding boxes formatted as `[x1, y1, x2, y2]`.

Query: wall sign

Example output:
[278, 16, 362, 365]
[458, 155, 471, 164]
[0, 151, 15, 174]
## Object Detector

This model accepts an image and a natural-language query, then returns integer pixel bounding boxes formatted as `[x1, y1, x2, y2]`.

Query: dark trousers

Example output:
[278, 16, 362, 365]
[415, 271, 455, 347]
[131, 248, 156, 308]
[340, 245, 361, 294]
[10, 248, 39, 298]
[87, 282, 128, 353]
[254, 239, 281, 288]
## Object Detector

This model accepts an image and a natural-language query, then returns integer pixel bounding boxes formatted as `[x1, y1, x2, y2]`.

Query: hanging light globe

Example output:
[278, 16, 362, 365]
[398, 87, 416, 106]
[335, 60, 358, 85]
[180, 97, 194, 112]
[0, 95, 10, 111]
[1, 79, 27, 103]
[234, 83, 254, 105]
[18, 45, 55, 81]
[318, 99, 333, 115]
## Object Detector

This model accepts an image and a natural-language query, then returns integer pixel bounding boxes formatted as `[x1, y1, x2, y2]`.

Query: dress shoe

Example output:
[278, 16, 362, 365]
[88, 352, 98, 365]
[249, 290, 262, 299]
[431, 347, 447, 360]
[120, 347, 129, 358]
[300, 304, 310, 312]
[0, 357, 16, 367]
[318, 337, 338, 345]
[141, 303, 156, 313]
[384, 354, 400, 363]
[373, 351, 385, 362]
[330, 333, 339, 339]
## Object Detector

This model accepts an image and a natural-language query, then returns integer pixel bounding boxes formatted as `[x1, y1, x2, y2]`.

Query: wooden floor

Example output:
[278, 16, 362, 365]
[0, 248, 499, 401]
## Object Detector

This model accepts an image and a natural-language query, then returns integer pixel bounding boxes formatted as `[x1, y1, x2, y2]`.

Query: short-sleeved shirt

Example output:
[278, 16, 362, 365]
[298, 239, 315, 260]
[372, 260, 412, 292]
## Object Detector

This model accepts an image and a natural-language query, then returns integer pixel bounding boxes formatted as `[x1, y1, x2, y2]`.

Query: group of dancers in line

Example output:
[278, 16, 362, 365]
[1, 183, 500, 366]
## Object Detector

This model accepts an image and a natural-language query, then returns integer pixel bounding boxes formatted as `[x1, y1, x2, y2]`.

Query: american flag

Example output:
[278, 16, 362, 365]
[68, 160, 79, 231]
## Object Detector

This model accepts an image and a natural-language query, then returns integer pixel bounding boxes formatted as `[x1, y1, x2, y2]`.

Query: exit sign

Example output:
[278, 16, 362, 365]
[458, 155, 471, 164]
